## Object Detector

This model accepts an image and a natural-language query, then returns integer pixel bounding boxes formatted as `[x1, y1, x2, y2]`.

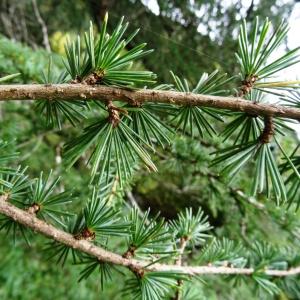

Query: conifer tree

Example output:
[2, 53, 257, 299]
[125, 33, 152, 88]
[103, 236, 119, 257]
[1, 13, 300, 299]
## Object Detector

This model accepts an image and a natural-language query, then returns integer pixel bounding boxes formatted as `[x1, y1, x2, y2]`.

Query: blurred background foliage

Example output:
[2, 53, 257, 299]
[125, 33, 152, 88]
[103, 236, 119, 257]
[0, 0, 300, 299]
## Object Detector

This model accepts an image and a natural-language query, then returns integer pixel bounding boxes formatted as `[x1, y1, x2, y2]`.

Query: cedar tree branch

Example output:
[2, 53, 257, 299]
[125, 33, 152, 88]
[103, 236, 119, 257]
[1, 195, 300, 277]
[0, 84, 299, 120]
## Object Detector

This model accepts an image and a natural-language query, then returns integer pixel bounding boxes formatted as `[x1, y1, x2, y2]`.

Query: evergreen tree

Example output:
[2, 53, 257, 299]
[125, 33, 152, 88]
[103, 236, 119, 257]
[1, 6, 300, 300]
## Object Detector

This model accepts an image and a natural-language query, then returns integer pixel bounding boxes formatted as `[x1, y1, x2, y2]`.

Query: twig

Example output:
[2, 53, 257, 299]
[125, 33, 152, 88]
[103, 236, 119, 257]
[1, 195, 299, 277]
[230, 188, 265, 210]
[259, 116, 275, 144]
[173, 237, 188, 300]
[31, 0, 51, 52]
[0, 84, 299, 119]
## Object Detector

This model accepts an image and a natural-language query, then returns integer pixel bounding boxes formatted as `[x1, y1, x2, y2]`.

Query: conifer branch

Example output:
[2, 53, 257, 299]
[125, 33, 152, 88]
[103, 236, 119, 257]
[1, 14, 300, 298]
[173, 237, 188, 300]
[0, 84, 300, 120]
[1, 195, 300, 277]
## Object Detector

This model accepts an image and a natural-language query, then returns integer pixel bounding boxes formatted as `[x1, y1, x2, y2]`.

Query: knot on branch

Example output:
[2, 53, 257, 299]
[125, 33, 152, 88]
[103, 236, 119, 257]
[122, 245, 136, 259]
[0, 193, 10, 202]
[83, 71, 105, 85]
[238, 75, 258, 97]
[107, 100, 127, 127]
[259, 116, 274, 144]
[124, 94, 141, 107]
[129, 264, 145, 278]
[70, 75, 82, 84]
[74, 228, 96, 241]
[123, 246, 146, 278]
[70, 70, 105, 85]
[27, 203, 41, 214]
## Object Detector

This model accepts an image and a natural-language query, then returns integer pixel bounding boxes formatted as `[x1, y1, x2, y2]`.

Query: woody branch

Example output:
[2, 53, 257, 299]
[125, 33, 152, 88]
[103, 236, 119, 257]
[0, 84, 299, 120]
[1, 195, 300, 277]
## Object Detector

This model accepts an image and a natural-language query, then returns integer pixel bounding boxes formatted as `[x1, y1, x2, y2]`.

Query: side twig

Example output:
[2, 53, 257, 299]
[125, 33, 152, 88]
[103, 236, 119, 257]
[173, 237, 188, 300]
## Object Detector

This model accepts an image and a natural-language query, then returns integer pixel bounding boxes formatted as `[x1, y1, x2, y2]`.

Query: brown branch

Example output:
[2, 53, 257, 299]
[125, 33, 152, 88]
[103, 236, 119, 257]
[107, 100, 121, 127]
[0, 84, 299, 120]
[1, 196, 300, 277]
[259, 116, 275, 144]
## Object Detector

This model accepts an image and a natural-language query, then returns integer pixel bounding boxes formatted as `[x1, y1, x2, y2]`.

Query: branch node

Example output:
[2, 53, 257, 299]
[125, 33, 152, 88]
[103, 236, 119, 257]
[107, 100, 127, 127]
[82, 71, 105, 85]
[70, 76, 82, 84]
[0, 193, 10, 202]
[129, 264, 145, 278]
[74, 228, 96, 241]
[238, 75, 258, 97]
[122, 245, 136, 259]
[124, 94, 141, 107]
[27, 203, 40, 214]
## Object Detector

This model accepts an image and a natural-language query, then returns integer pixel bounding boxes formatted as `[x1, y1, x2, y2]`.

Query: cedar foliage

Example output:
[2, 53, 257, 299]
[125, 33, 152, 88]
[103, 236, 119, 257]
[1, 8, 300, 300]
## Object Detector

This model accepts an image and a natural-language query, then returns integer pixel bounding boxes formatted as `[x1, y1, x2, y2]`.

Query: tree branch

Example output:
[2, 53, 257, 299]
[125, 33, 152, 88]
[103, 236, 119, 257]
[31, 0, 51, 52]
[173, 237, 188, 300]
[0, 84, 299, 120]
[1, 195, 300, 277]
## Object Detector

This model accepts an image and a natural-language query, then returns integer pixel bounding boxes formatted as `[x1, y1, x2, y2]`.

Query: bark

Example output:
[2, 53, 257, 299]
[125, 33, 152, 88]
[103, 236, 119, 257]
[1, 195, 300, 277]
[0, 84, 300, 120]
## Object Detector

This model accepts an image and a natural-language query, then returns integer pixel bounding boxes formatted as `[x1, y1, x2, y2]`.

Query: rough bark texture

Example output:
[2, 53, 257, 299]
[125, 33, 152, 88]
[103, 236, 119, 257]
[1, 195, 300, 277]
[0, 84, 300, 120]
